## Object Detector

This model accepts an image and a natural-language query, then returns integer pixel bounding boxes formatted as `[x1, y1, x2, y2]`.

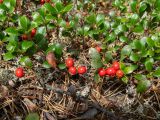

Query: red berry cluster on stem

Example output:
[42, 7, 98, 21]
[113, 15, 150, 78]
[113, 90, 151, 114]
[98, 61, 124, 78]
[65, 57, 87, 75]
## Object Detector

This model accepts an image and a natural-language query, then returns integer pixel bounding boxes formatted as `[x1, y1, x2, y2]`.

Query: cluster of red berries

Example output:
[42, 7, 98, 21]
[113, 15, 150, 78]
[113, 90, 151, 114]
[65, 58, 87, 75]
[21, 28, 36, 40]
[98, 61, 124, 78]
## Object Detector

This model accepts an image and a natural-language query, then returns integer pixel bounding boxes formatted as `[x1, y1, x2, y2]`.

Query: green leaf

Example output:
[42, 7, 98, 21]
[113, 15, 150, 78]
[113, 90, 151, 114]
[58, 63, 66, 70]
[136, 79, 151, 93]
[20, 56, 32, 67]
[139, 2, 147, 14]
[123, 65, 138, 74]
[34, 34, 48, 51]
[121, 45, 132, 57]
[132, 40, 142, 50]
[62, 4, 73, 13]
[94, 73, 100, 83]
[144, 58, 154, 71]
[96, 14, 105, 26]
[37, 27, 46, 36]
[54, 43, 63, 57]
[55, 2, 63, 12]
[155, 0, 160, 11]
[121, 76, 128, 84]
[21, 41, 34, 52]
[32, 12, 43, 25]
[114, 0, 122, 7]
[130, 0, 137, 12]
[89, 48, 103, 69]
[42, 61, 51, 68]
[129, 52, 140, 62]
[6, 40, 18, 53]
[130, 13, 139, 23]
[25, 113, 39, 120]
[109, 11, 116, 17]
[119, 36, 128, 42]
[146, 37, 155, 47]
[18, 16, 30, 31]
[134, 74, 147, 81]
[44, 3, 57, 14]
[5, 27, 18, 35]
[86, 14, 96, 24]
[105, 51, 113, 62]
[3, 52, 15, 61]
[153, 67, 160, 77]
[106, 32, 116, 42]
[3, 0, 15, 13]
[133, 24, 144, 33]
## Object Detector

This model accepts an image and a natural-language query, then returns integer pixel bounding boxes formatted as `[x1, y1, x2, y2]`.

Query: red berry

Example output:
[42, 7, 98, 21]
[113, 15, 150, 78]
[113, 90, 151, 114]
[65, 58, 74, 68]
[68, 66, 77, 75]
[78, 66, 87, 74]
[98, 68, 106, 77]
[22, 34, 28, 40]
[112, 61, 120, 71]
[15, 67, 24, 78]
[97, 68, 103, 72]
[106, 67, 116, 76]
[40, 0, 45, 5]
[96, 46, 102, 53]
[31, 28, 36, 37]
[116, 70, 124, 78]
[0, 0, 3, 4]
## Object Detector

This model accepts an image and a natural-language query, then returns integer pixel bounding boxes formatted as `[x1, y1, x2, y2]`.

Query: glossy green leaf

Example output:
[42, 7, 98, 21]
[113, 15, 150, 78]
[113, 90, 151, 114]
[94, 73, 100, 83]
[21, 41, 34, 52]
[139, 2, 147, 14]
[129, 52, 140, 62]
[44, 3, 57, 14]
[5, 27, 18, 35]
[133, 24, 144, 33]
[153, 67, 160, 77]
[134, 74, 147, 81]
[3, 52, 15, 61]
[58, 63, 66, 70]
[121, 76, 128, 84]
[55, 2, 63, 12]
[130, 13, 139, 23]
[144, 58, 154, 71]
[86, 14, 96, 24]
[106, 32, 116, 42]
[121, 45, 132, 56]
[146, 37, 155, 47]
[119, 36, 128, 42]
[62, 4, 73, 13]
[18, 16, 30, 31]
[109, 11, 116, 17]
[20, 56, 32, 67]
[136, 79, 151, 93]
[123, 65, 138, 74]
[155, 0, 160, 11]
[54, 43, 63, 57]
[96, 14, 105, 25]
[6, 40, 18, 53]
[25, 113, 39, 120]
[42, 61, 51, 68]
[105, 51, 113, 62]
[130, 0, 137, 12]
